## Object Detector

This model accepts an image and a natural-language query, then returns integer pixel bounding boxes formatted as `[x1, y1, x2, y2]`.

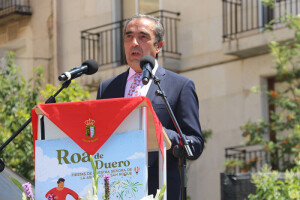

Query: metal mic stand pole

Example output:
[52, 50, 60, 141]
[0, 80, 72, 172]
[151, 74, 193, 200]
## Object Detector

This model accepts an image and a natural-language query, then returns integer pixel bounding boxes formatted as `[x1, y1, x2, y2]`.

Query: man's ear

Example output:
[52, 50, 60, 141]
[155, 41, 163, 54]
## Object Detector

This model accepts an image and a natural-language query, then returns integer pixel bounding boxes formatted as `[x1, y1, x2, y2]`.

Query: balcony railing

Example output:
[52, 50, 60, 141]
[81, 10, 181, 67]
[0, 0, 32, 18]
[223, 0, 300, 41]
[225, 144, 295, 174]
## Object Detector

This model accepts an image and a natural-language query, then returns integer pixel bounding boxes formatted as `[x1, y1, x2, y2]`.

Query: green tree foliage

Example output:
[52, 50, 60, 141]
[40, 81, 90, 103]
[202, 129, 212, 147]
[248, 154, 300, 200]
[240, 14, 300, 170]
[229, 7, 300, 200]
[0, 52, 90, 181]
[0, 52, 43, 181]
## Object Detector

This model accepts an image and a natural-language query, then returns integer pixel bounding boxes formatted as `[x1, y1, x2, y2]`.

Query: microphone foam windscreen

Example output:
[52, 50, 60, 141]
[81, 59, 99, 75]
[140, 55, 155, 70]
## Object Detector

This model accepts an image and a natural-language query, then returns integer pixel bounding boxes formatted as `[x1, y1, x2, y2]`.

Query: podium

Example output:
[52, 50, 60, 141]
[32, 97, 171, 200]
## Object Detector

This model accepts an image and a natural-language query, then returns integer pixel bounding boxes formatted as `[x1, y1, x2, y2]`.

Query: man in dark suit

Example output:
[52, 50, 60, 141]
[97, 14, 204, 200]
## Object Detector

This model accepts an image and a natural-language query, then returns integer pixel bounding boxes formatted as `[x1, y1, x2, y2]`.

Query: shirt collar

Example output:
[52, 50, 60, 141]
[127, 67, 136, 81]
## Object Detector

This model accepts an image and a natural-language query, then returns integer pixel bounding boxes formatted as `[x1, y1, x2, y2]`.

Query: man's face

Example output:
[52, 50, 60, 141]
[124, 18, 163, 73]
[58, 181, 64, 189]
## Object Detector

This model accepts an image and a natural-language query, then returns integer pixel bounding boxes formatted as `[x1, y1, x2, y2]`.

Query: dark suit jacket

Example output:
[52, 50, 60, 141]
[97, 65, 204, 200]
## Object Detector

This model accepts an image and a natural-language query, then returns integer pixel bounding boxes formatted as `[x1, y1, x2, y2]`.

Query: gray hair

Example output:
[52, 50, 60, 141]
[123, 14, 165, 45]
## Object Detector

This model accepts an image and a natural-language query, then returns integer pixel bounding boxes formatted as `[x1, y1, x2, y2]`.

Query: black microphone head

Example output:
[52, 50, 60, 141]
[81, 59, 99, 75]
[140, 55, 155, 70]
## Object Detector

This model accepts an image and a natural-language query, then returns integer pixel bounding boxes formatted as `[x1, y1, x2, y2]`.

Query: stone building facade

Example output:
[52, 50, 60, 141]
[1, 0, 298, 199]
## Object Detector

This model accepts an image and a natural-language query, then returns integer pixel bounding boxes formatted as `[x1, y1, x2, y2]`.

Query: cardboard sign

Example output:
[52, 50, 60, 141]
[35, 130, 147, 200]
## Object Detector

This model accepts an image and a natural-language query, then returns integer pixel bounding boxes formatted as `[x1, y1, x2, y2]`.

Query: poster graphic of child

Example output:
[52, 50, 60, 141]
[45, 178, 80, 200]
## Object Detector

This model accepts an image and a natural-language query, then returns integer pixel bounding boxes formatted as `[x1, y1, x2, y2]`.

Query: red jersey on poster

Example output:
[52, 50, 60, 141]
[45, 187, 79, 200]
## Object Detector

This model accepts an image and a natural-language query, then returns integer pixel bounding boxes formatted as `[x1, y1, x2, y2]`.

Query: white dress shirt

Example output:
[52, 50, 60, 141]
[124, 59, 159, 97]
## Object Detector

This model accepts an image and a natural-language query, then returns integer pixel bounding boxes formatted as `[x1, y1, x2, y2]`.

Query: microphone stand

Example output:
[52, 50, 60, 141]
[0, 80, 72, 172]
[150, 74, 193, 200]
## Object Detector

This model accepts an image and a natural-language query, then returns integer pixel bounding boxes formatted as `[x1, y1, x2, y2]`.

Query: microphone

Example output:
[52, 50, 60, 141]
[140, 55, 155, 85]
[58, 60, 99, 81]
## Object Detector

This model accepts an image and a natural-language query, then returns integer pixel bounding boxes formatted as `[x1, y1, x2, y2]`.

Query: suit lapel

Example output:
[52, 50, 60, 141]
[119, 70, 129, 97]
[147, 65, 166, 102]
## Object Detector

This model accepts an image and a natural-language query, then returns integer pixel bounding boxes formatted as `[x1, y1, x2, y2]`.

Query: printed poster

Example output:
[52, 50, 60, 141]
[35, 130, 147, 200]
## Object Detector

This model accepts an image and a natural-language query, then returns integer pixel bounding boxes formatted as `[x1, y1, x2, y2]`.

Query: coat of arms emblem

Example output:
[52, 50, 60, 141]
[85, 118, 95, 139]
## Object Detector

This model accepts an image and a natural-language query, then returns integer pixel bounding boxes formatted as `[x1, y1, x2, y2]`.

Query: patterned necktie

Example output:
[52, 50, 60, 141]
[128, 73, 142, 97]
